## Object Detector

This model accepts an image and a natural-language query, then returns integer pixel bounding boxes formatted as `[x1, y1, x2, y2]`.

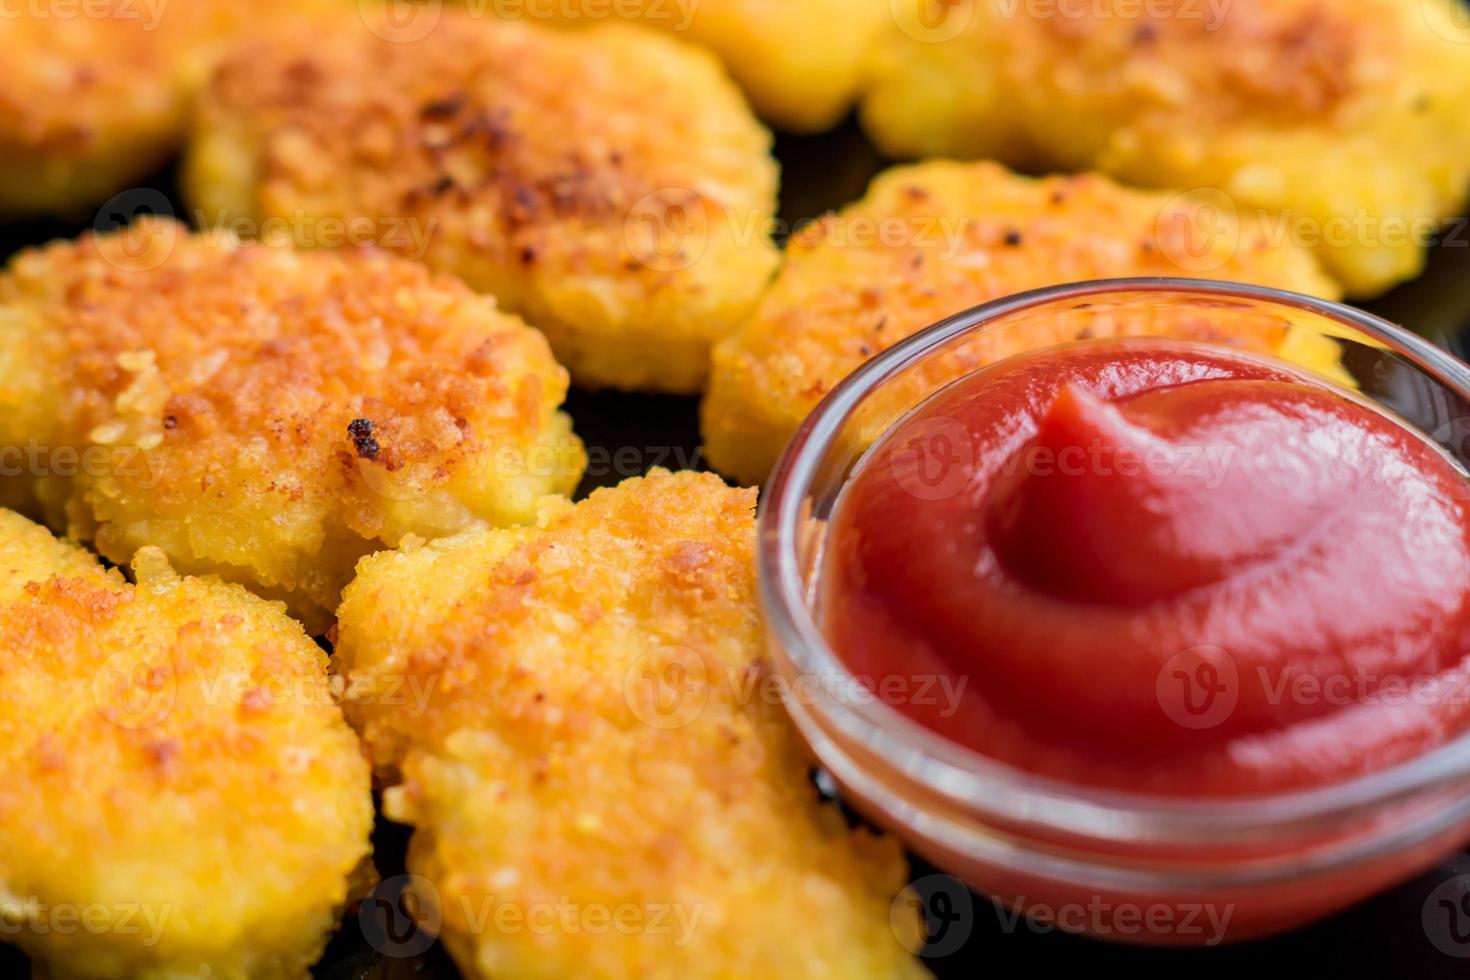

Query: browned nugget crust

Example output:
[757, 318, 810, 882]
[0, 218, 583, 628]
[185, 12, 781, 393]
[702, 160, 1348, 486]
[0, 0, 341, 216]
[862, 0, 1470, 296]
[0, 508, 110, 596]
[335, 471, 929, 979]
[0, 513, 373, 979]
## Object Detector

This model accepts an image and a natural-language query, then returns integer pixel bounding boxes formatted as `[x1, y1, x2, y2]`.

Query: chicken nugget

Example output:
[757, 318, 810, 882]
[861, 0, 1470, 297]
[0, 218, 583, 629]
[483, 0, 888, 132]
[0, 508, 113, 597]
[0, 511, 373, 979]
[0, 0, 340, 217]
[702, 160, 1350, 486]
[184, 12, 781, 393]
[334, 470, 929, 979]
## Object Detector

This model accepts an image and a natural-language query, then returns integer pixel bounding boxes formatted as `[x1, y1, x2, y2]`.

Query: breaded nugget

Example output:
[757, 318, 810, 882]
[334, 471, 928, 979]
[0, 508, 112, 598]
[484, 0, 888, 131]
[185, 12, 781, 393]
[862, 0, 1470, 297]
[702, 160, 1349, 486]
[0, 511, 373, 979]
[0, 218, 582, 629]
[0, 0, 339, 217]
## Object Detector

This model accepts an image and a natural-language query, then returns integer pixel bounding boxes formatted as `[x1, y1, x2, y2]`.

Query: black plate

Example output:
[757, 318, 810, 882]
[5, 120, 1470, 979]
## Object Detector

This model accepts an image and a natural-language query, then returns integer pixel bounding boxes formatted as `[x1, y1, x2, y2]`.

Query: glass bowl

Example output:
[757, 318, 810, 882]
[758, 278, 1470, 945]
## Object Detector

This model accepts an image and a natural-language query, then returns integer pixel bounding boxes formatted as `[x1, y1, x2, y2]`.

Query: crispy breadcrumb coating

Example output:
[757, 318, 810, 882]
[482, 0, 888, 132]
[0, 219, 583, 629]
[0, 509, 115, 599]
[185, 12, 781, 393]
[0, 511, 372, 979]
[334, 471, 929, 979]
[702, 160, 1350, 486]
[0, 0, 341, 217]
[861, 0, 1470, 297]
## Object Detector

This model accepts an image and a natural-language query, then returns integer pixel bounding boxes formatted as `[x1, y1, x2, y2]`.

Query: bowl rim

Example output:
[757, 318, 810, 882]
[758, 276, 1470, 849]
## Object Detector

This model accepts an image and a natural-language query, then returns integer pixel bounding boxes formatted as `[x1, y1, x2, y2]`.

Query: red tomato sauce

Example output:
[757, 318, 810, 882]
[823, 339, 1470, 795]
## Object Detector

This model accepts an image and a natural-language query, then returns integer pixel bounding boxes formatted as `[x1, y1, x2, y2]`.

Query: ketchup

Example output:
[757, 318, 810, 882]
[823, 339, 1470, 796]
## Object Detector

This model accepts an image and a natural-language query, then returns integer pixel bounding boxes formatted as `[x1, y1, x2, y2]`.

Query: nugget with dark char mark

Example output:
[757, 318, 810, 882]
[185, 12, 781, 393]
[0, 219, 583, 629]
[862, 0, 1470, 296]
[0, 510, 373, 979]
[334, 470, 930, 980]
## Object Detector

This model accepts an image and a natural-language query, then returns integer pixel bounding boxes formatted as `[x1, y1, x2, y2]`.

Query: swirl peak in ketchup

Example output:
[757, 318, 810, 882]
[823, 338, 1470, 796]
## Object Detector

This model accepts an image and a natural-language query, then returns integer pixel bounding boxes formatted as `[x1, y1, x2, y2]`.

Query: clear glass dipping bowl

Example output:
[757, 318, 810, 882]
[758, 279, 1470, 945]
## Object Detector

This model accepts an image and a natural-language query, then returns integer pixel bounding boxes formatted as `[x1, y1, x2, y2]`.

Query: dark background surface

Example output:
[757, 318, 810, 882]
[5, 119, 1470, 978]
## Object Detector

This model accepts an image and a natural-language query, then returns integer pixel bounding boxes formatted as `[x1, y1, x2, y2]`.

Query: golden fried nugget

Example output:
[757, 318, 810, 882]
[702, 160, 1350, 486]
[334, 471, 928, 980]
[862, 0, 1470, 297]
[185, 12, 781, 393]
[0, 218, 583, 629]
[483, 0, 888, 131]
[0, 508, 113, 598]
[0, 0, 340, 217]
[0, 511, 373, 979]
